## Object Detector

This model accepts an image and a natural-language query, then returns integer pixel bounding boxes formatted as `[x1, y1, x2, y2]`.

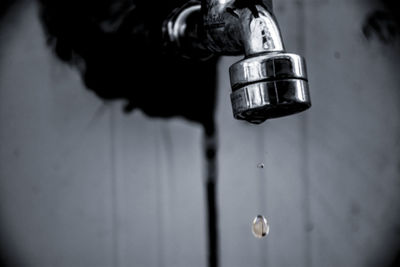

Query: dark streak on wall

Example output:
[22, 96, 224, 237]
[37, 0, 218, 135]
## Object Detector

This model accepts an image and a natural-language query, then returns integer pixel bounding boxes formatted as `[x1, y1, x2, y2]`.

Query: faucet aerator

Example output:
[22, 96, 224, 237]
[229, 53, 311, 124]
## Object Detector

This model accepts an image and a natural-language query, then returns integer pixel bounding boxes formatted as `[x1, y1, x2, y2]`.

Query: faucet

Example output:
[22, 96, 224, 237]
[164, 0, 311, 124]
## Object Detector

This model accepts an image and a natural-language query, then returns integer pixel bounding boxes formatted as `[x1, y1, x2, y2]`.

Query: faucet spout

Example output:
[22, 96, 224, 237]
[202, 0, 283, 56]
[164, 0, 311, 124]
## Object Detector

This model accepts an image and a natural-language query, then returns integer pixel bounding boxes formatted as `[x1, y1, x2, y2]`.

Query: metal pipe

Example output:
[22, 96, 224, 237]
[201, 0, 284, 55]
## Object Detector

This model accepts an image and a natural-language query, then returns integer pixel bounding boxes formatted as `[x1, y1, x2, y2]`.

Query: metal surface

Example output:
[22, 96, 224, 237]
[229, 53, 307, 89]
[164, 0, 311, 123]
[230, 79, 310, 123]
[229, 53, 310, 123]
[164, 1, 214, 60]
[202, 0, 284, 55]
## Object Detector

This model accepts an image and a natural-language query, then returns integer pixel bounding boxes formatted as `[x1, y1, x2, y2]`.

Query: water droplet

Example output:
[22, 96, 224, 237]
[257, 163, 264, 169]
[252, 215, 269, 238]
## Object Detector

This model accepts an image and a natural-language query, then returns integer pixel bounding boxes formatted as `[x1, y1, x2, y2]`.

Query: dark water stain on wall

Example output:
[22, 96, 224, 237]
[37, 0, 218, 135]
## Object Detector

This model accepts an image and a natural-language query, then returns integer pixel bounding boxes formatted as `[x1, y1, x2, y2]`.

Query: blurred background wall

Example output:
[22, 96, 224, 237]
[0, 0, 400, 266]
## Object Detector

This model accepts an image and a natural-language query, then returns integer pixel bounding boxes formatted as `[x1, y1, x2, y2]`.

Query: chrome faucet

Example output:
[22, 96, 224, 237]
[164, 0, 311, 124]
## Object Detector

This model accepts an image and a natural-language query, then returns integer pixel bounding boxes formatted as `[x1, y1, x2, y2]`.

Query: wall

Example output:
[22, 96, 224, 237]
[0, 0, 399, 267]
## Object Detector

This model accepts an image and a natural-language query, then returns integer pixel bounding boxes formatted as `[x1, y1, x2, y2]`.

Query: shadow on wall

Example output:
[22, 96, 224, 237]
[37, 0, 218, 135]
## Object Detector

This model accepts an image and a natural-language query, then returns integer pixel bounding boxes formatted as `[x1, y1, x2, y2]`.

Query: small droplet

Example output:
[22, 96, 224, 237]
[252, 215, 269, 238]
[257, 163, 264, 169]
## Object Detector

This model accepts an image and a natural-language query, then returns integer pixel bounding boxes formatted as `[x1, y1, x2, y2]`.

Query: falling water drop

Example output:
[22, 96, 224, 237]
[252, 215, 269, 238]
[257, 163, 264, 169]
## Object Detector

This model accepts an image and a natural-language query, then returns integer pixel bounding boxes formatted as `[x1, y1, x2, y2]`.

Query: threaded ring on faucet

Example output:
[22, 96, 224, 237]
[229, 53, 308, 90]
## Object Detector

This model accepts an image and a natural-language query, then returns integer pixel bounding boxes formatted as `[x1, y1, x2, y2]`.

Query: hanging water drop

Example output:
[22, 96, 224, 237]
[257, 163, 264, 169]
[252, 215, 269, 238]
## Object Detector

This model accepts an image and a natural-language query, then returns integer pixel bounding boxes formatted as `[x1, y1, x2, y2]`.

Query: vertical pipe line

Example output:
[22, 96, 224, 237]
[110, 104, 120, 267]
[203, 128, 218, 267]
